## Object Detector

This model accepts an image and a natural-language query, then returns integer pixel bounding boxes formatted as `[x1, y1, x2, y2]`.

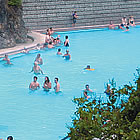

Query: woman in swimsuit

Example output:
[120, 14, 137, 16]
[64, 36, 69, 47]
[43, 76, 51, 90]
[129, 16, 136, 26]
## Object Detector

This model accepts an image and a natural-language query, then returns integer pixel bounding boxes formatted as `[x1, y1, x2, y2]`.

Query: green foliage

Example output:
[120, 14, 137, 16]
[8, 0, 22, 6]
[68, 71, 140, 139]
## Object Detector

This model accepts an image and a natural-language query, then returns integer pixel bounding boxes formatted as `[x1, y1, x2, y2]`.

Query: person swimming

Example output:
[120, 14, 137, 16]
[64, 36, 69, 47]
[63, 50, 71, 60]
[84, 65, 95, 71]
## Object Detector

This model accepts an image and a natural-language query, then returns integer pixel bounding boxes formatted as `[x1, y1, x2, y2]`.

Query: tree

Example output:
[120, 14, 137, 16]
[67, 71, 140, 140]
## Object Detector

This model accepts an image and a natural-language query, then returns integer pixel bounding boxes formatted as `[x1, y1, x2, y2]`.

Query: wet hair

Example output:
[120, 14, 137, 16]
[50, 27, 53, 30]
[49, 41, 52, 45]
[55, 77, 58, 82]
[87, 65, 90, 69]
[34, 76, 37, 80]
[86, 84, 89, 88]
[45, 76, 50, 83]
[58, 48, 61, 52]
[65, 36, 68, 39]
[7, 136, 13, 140]
[74, 11, 77, 13]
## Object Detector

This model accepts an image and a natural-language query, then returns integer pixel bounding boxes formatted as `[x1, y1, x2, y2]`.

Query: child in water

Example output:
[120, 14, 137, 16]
[57, 48, 62, 55]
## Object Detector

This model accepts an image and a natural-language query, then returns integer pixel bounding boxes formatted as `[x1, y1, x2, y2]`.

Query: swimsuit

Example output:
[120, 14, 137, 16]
[64, 41, 69, 47]
[130, 20, 133, 24]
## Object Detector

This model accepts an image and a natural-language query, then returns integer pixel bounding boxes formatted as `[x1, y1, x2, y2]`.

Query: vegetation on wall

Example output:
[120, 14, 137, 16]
[8, 0, 22, 6]
[67, 70, 140, 139]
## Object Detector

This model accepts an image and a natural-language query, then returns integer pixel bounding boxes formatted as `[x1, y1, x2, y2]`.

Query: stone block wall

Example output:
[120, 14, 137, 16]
[22, 0, 140, 30]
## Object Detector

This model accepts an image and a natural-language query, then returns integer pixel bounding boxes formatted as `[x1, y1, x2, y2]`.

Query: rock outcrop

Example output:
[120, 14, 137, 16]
[0, 0, 27, 49]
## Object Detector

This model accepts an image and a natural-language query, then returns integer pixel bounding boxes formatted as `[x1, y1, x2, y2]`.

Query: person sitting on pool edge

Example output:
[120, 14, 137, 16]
[129, 16, 136, 26]
[63, 50, 71, 60]
[35, 54, 43, 65]
[57, 48, 62, 55]
[84, 84, 93, 92]
[30, 62, 43, 74]
[29, 76, 40, 90]
[108, 21, 116, 29]
[43, 76, 52, 91]
[54, 77, 60, 93]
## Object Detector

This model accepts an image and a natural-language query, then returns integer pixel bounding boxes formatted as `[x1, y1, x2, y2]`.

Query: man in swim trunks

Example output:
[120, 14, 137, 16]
[35, 54, 43, 65]
[54, 77, 60, 92]
[29, 76, 40, 90]
[30, 62, 43, 74]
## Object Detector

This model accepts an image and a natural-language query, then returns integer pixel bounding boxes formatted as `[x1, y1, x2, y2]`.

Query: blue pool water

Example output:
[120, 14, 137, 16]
[0, 26, 140, 140]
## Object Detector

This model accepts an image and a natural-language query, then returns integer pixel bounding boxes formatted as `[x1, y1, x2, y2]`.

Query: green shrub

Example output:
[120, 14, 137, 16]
[8, 0, 22, 6]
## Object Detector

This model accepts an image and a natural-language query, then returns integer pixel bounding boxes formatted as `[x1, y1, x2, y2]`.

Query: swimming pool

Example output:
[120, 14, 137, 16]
[0, 26, 140, 140]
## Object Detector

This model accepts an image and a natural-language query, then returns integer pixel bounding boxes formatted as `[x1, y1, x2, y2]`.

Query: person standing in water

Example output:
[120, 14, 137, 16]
[43, 76, 52, 91]
[84, 84, 93, 92]
[64, 36, 69, 47]
[63, 50, 71, 60]
[35, 54, 43, 65]
[54, 77, 60, 93]
[30, 62, 43, 74]
[29, 76, 40, 90]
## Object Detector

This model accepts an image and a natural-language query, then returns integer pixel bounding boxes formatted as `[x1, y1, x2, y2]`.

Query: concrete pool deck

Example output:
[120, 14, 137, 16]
[0, 31, 46, 57]
[0, 22, 140, 58]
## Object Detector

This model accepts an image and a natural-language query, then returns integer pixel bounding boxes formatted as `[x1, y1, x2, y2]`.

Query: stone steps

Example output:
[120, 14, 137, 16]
[22, 0, 140, 30]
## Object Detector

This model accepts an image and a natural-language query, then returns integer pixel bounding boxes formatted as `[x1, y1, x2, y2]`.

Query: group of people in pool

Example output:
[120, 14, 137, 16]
[109, 16, 136, 31]
[83, 83, 113, 100]
[28, 53, 61, 92]
[28, 29, 72, 91]
[29, 76, 60, 92]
